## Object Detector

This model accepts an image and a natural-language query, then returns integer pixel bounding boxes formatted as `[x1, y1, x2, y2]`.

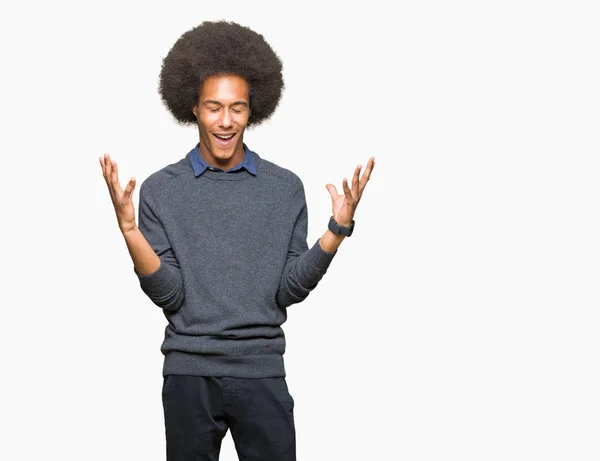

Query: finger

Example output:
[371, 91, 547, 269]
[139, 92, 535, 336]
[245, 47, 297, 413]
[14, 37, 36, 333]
[325, 183, 338, 200]
[99, 156, 106, 180]
[358, 157, 375, 194]
[342, 178, 353, 203]
[351, 164, 361, 198]
[100, 155, 117, 200]
[100, 154, 109, 178]
[123, 177, 136, 198]
[104, 154, 113, 182]
[111, 160, 123, 193]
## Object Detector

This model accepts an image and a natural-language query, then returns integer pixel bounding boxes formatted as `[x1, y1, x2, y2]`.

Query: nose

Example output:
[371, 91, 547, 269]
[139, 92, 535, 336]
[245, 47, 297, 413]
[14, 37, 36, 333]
[218, 109, 233, 128]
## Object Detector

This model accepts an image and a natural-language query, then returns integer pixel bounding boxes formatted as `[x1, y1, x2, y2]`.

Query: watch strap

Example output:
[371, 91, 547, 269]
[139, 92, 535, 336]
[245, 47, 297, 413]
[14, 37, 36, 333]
[328, 216, 355, 237]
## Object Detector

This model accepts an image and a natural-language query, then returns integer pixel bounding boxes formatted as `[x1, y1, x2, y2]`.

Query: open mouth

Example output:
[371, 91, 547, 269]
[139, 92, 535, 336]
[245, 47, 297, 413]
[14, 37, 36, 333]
[213, 133, 236, 145]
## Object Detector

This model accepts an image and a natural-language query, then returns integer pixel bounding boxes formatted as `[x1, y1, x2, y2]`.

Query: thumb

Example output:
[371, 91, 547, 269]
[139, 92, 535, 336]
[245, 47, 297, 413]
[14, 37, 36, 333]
[124, 177, 137, 198]
[325, 183, 338, 200]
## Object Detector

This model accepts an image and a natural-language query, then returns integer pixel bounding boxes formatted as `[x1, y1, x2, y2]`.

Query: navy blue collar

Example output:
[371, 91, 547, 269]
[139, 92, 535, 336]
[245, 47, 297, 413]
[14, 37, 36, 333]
[188, 143, 257, 176]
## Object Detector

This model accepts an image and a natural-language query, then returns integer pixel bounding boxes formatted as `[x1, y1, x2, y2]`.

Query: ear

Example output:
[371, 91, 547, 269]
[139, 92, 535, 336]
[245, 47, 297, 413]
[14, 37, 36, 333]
[192, 105, 198, 117]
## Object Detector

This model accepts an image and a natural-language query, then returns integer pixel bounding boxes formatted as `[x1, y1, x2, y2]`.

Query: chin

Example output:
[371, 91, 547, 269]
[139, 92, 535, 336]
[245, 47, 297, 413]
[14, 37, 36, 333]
[214, 148, 236, 159]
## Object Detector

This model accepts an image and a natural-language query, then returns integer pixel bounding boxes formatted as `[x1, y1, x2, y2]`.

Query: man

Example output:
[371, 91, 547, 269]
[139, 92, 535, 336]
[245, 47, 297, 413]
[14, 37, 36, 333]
[100, 20, 374, 460]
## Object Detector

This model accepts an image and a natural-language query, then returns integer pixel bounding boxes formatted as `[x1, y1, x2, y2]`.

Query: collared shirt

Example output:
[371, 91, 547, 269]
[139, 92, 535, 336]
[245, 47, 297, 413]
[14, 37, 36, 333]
[188, 142, 257, 176]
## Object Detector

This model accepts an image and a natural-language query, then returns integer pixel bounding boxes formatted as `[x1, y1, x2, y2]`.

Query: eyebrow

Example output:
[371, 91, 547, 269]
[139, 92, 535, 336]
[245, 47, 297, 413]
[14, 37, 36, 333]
[203, 100, 248, 107]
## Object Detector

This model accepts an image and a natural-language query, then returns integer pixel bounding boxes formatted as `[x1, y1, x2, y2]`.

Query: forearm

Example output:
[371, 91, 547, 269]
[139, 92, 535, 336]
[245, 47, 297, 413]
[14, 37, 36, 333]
[122, 226, 161, 275]
[276, 237, 337, 307]
[318, 229, 345, 253]
[126, 225, 185, 312]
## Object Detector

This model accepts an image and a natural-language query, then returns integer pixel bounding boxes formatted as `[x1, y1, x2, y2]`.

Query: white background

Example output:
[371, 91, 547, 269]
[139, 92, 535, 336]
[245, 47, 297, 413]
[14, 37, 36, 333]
[1, 1, 599, 460]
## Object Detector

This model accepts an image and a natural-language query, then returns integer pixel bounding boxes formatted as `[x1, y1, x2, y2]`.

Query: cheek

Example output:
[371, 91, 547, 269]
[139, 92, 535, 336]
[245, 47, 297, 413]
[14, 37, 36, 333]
[235, 115, 250, 126]
[198, 115, 216, 128]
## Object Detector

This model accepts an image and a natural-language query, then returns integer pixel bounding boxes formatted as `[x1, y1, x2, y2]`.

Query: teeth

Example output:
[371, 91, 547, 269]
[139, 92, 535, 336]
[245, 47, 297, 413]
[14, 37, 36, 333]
[215, 134, 234, 140]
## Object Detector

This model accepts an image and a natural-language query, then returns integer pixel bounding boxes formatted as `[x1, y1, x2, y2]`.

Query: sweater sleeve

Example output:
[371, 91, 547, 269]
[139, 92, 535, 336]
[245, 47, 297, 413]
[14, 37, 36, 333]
[275, 183, 336, 308]
[134, 181, 185, 312]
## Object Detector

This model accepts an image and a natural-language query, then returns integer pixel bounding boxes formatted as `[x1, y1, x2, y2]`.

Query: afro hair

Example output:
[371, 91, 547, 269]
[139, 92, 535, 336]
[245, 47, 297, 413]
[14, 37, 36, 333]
[158, 20, 284, 127]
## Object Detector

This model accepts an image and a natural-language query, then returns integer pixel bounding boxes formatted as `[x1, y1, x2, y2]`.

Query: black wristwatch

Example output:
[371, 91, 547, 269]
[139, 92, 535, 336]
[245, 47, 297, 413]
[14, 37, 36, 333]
[328, 216, 355, 237]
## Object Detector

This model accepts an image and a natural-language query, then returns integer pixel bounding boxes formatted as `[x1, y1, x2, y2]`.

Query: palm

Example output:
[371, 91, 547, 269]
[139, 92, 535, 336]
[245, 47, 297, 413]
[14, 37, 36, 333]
[114, 187, 136, 223]
[100, 153, 137, 233]
[330, 191, 350, 220]
[326, 157, 375, 226]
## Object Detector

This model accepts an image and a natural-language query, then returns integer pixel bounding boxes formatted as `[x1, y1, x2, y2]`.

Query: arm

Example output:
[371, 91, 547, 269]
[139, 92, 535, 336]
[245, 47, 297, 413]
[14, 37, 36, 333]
[134, 184, 185, 312]
[122, 227, 160, 275]
[275, 157, 375, 307]
[318, 229, 346, 254]
[275, 189, 336, 308]
[100, 154, 184, 312]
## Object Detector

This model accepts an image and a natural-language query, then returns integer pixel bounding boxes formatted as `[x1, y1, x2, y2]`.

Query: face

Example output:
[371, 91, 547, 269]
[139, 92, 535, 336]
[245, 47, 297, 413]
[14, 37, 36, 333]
[192, 74, 251, 170]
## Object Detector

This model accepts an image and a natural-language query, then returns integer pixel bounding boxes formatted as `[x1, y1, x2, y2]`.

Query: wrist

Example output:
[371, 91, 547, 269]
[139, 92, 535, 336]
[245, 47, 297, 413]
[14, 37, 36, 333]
[120, 223, 139, 236]
[328, 215, 355, 237]
[320, 231, 345, 253]
[333, 214, 352, 227]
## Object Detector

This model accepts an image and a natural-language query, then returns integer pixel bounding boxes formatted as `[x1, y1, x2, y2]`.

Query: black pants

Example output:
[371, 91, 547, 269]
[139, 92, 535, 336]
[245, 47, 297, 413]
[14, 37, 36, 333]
[162, 375, 296, 461]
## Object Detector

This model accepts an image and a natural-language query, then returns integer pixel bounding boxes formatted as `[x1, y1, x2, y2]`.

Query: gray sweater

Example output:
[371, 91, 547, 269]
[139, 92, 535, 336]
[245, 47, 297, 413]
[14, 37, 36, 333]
[134, 148, 336, 378]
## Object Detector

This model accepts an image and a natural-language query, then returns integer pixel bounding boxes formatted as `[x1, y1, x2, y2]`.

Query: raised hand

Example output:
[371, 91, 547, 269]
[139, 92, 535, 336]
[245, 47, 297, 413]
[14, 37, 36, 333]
[325, 157, 375, 227]
[99, 153, 137, 233]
